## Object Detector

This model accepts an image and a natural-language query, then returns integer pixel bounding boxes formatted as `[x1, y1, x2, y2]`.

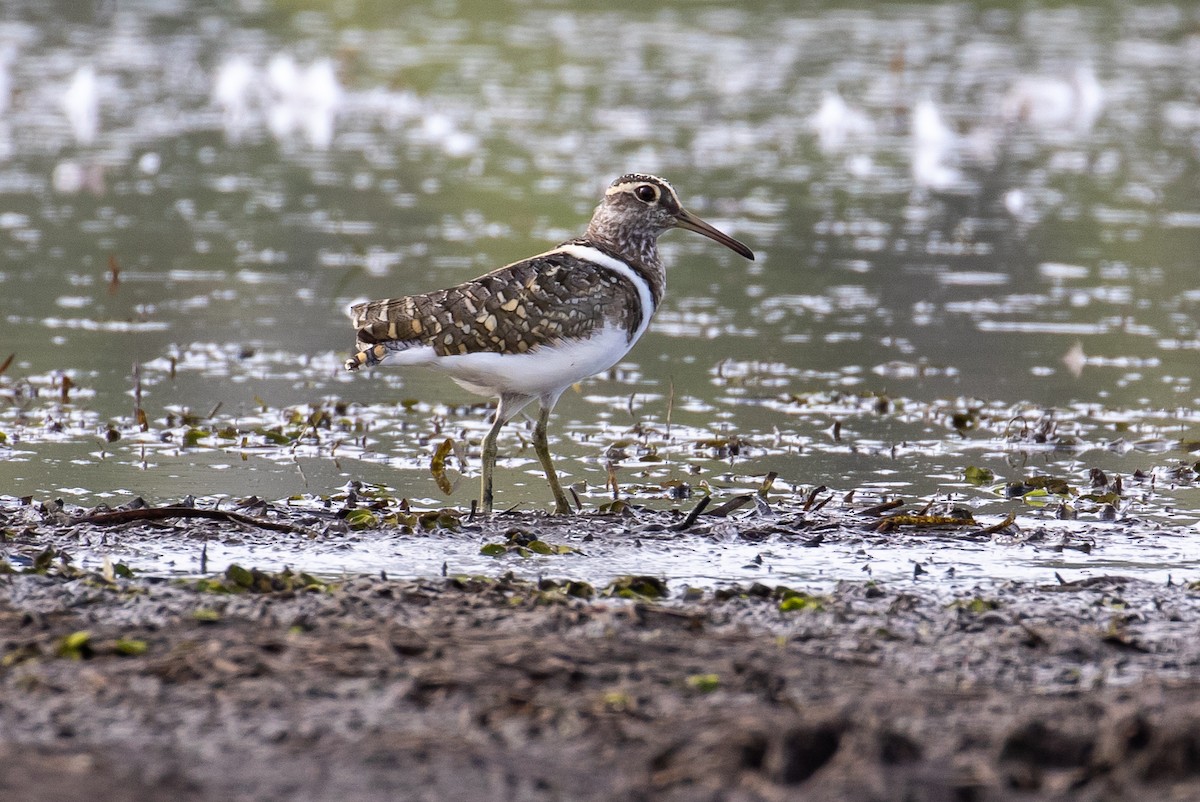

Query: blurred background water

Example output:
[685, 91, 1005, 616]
[0, 0, 1199, 551]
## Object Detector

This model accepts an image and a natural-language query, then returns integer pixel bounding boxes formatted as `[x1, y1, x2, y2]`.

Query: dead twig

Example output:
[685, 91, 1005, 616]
[976, 511, 1018, 537]
[859, 499, 905, 517]
[705, 495, 753, 517]
[74, 505, 309, 535]
[671, 495, 711, 531]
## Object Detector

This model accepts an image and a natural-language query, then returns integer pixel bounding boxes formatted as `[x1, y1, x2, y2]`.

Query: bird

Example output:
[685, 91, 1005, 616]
[1001, 65, 1103, 135]
[911, 99, 962, 191]
[809, 91, 873, 154]
[62, 65, 99, 146]
[344, 173, 754, 515]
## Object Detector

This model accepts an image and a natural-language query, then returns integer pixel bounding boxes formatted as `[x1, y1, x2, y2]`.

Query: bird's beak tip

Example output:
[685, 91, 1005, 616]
[675, 209, 754, 261]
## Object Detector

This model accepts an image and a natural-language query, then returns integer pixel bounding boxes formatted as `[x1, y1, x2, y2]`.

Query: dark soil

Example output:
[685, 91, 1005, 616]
[3, 552, 1200, 801]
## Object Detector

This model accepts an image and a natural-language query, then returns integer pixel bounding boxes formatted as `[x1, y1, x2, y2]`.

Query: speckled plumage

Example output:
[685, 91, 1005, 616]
[346, 246, 644, 367]
[344, 173, 754, 515]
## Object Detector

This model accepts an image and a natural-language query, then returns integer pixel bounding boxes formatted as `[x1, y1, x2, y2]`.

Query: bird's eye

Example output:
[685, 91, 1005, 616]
[634, 184, 658, 203]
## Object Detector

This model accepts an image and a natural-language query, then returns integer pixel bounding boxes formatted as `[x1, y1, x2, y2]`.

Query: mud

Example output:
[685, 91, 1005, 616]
[3, 513, 1200, 801]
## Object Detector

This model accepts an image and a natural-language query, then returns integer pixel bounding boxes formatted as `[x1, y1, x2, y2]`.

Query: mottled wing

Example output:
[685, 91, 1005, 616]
[346, 250, 641, 371]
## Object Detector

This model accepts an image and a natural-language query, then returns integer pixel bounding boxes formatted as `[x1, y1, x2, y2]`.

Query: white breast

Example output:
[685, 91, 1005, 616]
[379, 324, 637, 400]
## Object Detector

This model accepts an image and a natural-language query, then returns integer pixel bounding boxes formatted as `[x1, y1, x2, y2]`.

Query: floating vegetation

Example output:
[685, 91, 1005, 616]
[873, 508, 977, 534]
[950, 597, 1003, 614]
[684, 673, 721, 693]
[480, 528, 577, 558]
[536, 578, 596, 599]
[192, 564, 332, 594]
[604, 575, 669, 600]
[777, 592, 825, 613]
[964, 466, 995, 486]
[712, 583, 828, 612]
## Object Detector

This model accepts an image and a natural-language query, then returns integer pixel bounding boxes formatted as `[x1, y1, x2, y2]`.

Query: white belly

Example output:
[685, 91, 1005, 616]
[385, 324, 636, 400]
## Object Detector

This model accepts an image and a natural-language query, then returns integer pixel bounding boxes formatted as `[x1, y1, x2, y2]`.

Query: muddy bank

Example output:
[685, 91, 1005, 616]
[3, 560, 1200, 801]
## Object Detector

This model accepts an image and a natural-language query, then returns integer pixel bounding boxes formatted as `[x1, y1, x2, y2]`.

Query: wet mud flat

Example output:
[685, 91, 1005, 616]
[3, 508, 1200, 800]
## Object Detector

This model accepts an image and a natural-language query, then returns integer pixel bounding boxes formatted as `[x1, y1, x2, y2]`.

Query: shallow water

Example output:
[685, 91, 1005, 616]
[1, 1, 1199, 584]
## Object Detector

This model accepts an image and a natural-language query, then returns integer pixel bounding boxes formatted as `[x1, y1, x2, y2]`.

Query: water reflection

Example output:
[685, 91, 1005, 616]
[0, 1, 1198, 582]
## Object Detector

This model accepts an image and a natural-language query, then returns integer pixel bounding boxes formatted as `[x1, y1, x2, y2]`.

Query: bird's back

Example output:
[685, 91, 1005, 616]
[346, 246, 646, 373]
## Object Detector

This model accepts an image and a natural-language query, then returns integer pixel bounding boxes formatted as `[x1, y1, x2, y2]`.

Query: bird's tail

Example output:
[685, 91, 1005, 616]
[344, 343, 390, 372]
[344, 296, 429, 372]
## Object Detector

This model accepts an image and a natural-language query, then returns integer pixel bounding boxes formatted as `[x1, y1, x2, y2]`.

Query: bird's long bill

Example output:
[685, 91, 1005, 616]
[674, 208, 755, 261]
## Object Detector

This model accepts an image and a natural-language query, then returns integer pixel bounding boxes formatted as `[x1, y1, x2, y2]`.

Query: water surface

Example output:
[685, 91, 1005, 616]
[1, 0, 1199, 584]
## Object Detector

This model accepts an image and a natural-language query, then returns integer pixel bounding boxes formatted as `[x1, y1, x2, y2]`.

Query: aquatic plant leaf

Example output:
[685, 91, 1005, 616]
[182, 428, 207, 448]
[951, 597, 1001, 614]
[191, 578, 230, 593]
[418, 510, 461, 530]
[344, 508, 378, 530]
[32, 546, 57, 574]
[601, 691, 632, 710]
[778, 591, 825, 612]
[964, 466, 995, 485]
[114, 638, 148, 656]
[1004, 475, 1074, 498]
[57, 630, 92, 660]
[597, 499, 632, 515]
[685, 673, 720, 693]
[255, 427, 292, 446]
[950, 410, 979, 430]
[604, 575, 668, 599]
[563, 580, 594, 598]
[225, 564, 254, 589]
[430, 437, 455, 495]
[874, 512, 976, 533]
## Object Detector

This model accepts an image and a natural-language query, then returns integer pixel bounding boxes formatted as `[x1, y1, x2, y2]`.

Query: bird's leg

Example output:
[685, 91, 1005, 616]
[480, 393, 533, 514]
[533, 398, 572, 515]
[481, 394, 513, 515]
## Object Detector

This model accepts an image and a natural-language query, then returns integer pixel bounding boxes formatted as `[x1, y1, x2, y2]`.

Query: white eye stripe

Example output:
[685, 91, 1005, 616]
[604, 174, 680, 206]
[605, 181, 642, 196]
[604, 182, 661, 203]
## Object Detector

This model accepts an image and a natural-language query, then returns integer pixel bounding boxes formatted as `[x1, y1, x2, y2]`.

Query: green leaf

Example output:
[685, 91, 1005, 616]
[564, 580, 594, 598]
[182, 427, 207, 448]
[255, 426, 292, 446]
[685, 673, 720, 693]
[964, 466, 995, 485]
[430, 438, 455, 495]
[114, 638, 148, 656]
[952, 596, 1001, 614]
[224, 564, 254, 589]
[344, 508, 378, 530]
[57, 630, 92, 659]
[32, 546, 57, 574]
[604, 575, 668, 599]
[778, 591, 825, 613]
